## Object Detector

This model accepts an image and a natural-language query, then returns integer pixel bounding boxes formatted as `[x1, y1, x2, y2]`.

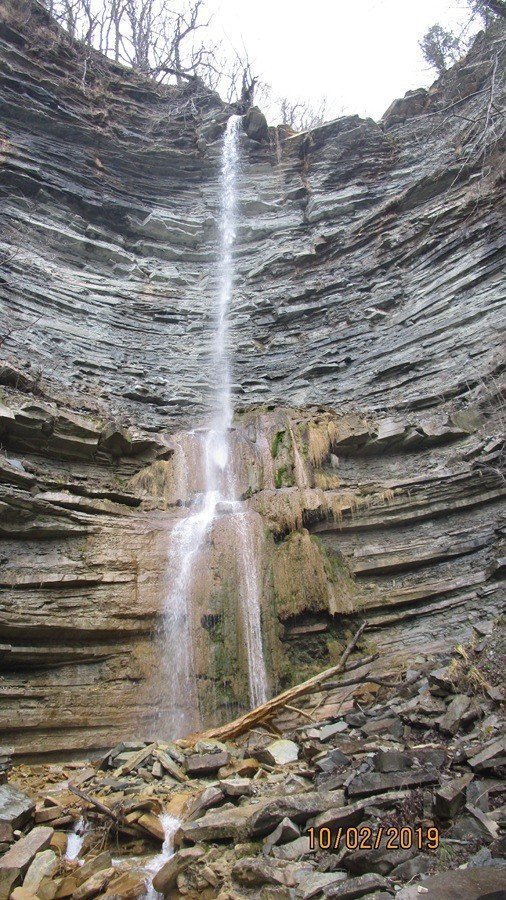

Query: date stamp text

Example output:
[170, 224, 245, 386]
[307, 825, 440, 852]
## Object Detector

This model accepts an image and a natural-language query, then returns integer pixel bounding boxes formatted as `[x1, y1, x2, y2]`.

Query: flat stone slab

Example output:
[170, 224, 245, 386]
[153, 847, 203, 894]
[433, 773, 473, 819]
[311, 800, 365, 831]
[396, 865, 506, 899]
[177, 805, 253, 843]
[324, 872, 390, 897]
[0, 784, 35, 830]
[0, 827, 53, 899]
[308, 722, 348, 741]
[248, 790, 348, 837]
[184, 751, 230, 775]
[232, 856, 288, 887]
[347, 770, 438, 798]
[254, 739, 299, 766]
[468, 737, 506, 771]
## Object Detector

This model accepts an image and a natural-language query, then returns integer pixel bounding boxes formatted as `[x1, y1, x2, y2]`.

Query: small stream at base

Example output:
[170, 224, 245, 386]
[144, 814, 180, 899]
[65, 816, 86, 861]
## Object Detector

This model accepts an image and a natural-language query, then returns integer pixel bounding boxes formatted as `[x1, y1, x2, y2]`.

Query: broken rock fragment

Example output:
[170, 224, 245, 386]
[0, 827, 53, 900]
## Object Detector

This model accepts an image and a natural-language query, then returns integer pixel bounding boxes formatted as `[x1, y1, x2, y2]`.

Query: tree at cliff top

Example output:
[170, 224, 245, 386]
[420, 0, 505, 75]
[419, 24, 462, 76]
[278, 96, 328, 133]
[40, 0, 256, 103]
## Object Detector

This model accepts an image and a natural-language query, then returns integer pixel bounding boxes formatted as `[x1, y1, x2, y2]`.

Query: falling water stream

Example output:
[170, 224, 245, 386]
[158, 115, 268, 738]
[144, 815, 181, 899]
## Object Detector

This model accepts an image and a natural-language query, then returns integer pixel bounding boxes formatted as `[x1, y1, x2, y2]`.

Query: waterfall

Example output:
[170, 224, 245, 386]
[158, 115, 267, 738]
[65, 817, 86, 861]
[145, 814, 180, 899]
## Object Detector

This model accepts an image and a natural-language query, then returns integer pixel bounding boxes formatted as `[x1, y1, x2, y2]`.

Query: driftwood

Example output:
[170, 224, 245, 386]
[68, 784, 119, 822]
[199, 621, 367, 741]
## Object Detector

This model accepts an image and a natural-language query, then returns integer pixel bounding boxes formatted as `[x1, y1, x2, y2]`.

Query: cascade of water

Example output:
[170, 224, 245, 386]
[158, 115, 268, 738]
[145, 814, 180, 899]
[65, 817, 86, 862]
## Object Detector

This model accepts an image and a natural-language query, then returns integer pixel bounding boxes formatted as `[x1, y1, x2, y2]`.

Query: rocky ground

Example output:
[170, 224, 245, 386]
[1, 620, 504, 899]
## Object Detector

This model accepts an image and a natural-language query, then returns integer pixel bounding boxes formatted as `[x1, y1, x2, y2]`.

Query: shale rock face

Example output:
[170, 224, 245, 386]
[0, 1, 504, 753]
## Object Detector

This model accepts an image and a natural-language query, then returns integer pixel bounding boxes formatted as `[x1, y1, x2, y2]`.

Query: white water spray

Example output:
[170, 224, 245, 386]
[65, 817, 86, 861]
[159, 115, 268, 737]
[145, 814, 180, 899]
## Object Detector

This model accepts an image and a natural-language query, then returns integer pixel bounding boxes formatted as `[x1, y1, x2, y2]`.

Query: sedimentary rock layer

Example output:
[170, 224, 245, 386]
[0, 1, 504, 753]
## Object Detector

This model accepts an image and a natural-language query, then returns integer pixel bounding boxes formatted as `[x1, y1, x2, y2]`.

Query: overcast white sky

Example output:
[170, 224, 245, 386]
[206, 0, 481, 121]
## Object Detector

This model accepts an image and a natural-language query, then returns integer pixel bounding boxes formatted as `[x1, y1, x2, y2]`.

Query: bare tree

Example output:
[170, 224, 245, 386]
[279, 96, 328, 132]
[40, 0, 257, 102]
[469, 0, 506, 26]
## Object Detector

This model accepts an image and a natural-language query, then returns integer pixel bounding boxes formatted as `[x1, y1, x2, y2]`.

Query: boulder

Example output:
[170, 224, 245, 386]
[232, 856, 288, 887]
[343, 840, 416, 877]
[0, 784, 35, 830]
[465, 804, 499, 841]
[218, 758, 260, 779]
[10, 890, 41, 900]
[438, 694, 471, 735]
[23, 850, 58, 894]
[184, 751, 230, 775]
[0, 822, 13, 844]
[468, 737, 506, 771]
[315, 749, 351, 773]
[248, 790, 348, 837]
[428, 666, 456, 696]
[154, 750, 187, 783]
[101, 869, 147, 899]
[0, 827, 53, 900]
[72, 867, 115, 900]
[49, 831, 68, 856]
[152, 847, 204, 894]
[433, 773, 473, 819]
[75, 851, 112, 887]
[254, 739, 299, 766]
[219, 778, 253, 798]
[373, 749, 413, 773]
[466, 779, 489, 811]
[271, 835, 315, 861]
[136, 812, 165, 841]
[187, 785, 224, 819]
[449, 811, 496, 843]
[242, 107, 269, 142]
[396, 866, 506, 899]
[297, 871, 348, 900]
[390, 853, 432, 880]
[264, 817, 300, 853]
[176, 804, 252, 844]
[308, 722, 348, 742]
[360, 716, 404, 738]
[310, 800, 364, 831]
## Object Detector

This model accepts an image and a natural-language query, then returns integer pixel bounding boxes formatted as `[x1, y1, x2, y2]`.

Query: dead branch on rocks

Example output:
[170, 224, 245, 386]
[199, 621, 367, 741]
[68, 784, 120, 822]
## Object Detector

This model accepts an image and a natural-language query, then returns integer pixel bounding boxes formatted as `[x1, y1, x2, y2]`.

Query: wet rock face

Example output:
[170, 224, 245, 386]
[0, 2, 505, 753]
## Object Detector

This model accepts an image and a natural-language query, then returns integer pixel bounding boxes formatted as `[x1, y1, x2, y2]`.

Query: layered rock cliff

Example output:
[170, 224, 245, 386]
[0, 0, 504, 755]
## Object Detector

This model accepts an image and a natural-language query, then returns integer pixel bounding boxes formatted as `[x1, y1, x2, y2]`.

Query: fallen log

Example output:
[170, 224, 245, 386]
[199, 621, 368, 741]
[68, 784, 119, 822]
